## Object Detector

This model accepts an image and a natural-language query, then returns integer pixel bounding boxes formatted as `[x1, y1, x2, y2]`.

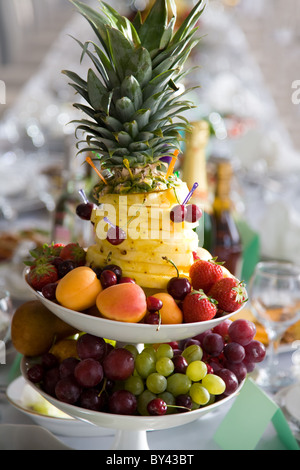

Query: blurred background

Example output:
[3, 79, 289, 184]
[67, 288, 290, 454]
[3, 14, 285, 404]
[0, 0, 300, 299]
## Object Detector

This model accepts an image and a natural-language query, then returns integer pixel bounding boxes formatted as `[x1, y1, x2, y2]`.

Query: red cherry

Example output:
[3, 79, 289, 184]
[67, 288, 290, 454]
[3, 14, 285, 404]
[146, 296, 163, 312]
[100, 270, 117, 289]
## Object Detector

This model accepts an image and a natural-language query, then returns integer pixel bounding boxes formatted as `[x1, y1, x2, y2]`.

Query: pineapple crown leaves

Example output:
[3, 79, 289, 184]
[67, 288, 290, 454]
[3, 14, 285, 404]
[64, 0, 205, 170]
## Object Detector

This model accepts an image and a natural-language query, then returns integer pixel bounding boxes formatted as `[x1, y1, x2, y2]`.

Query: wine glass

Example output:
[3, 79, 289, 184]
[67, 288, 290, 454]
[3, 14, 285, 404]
[249, 261, 300, 392]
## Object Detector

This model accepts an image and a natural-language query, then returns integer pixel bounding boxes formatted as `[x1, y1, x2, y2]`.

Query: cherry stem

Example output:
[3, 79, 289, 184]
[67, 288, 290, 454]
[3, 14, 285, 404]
[78, 189, 89, 204]
[103, 217, 115, 229]
[162, 256, 179, 278]
[182, 182, 199, 205]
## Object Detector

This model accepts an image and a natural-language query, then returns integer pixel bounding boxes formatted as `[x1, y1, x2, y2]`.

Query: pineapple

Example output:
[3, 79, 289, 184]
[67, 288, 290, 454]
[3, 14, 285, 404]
[64, 0, 205, 290]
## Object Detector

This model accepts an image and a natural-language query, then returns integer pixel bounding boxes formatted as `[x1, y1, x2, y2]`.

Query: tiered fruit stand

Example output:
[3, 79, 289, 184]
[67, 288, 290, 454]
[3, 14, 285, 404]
[22, 269, 246, 450]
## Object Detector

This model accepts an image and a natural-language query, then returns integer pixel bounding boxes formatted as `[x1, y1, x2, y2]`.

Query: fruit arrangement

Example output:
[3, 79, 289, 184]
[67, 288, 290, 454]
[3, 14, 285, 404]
[25, 318, 266, 416]
[24, 241, 247, 326]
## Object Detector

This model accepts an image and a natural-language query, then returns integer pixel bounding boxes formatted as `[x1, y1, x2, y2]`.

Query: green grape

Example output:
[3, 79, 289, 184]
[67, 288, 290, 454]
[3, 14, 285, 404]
[158, 391, 176, 414]
[124, 375, 144, 396]
[166, 373, 192, 397]
[146, 372, 167, 394]
[135, 351, 156, 379]
[186, 361, 207, 382]
[137, 389, 156, 416]
[202, 374, 226, 395]
[156, 344, 173, 359]
[156, 357, 174, 377]
[189, 383, 210, 405]
[142, 346, 157, 361]
[124, 344, 139, 359]
[182, 344, 203, 364]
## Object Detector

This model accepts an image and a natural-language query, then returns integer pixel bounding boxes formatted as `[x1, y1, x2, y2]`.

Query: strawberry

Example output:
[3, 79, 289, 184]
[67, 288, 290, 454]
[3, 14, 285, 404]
[208, 277, 247, 313]
[182, 290, 218, 323]
[60, 243, 86, 266]
[27, 263, 58, 291]
[189, 258, 224, 293]
[24, 243, 64, 267]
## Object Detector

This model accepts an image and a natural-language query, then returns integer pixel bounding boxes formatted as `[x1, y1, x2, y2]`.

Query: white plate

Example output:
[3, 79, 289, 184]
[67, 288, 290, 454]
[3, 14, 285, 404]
[21, 356, 244, 433]
[6, 376, 115, 438]
[23, 268, 247, 344]
[0, 424, 71, 450]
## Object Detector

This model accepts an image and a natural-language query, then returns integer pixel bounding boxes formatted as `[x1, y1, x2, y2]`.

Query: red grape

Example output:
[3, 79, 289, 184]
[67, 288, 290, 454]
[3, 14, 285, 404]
[244, 340, 266, 363]
[215, 369, 239, 396]
[228, 319, 256, 346]
[76, 334, 107, 362]
[42, 353, 59, 370]
[79, 388, 107, 411]
[55, 376, 82, 404]
[74, 358, 104, 388]
[103, 348, 135, 381]
[27, 364, 44, 383]
[109, 390, 137, 415]
[59, 357, 80, 379]
[172, 355, 188, 374]
[223, 342, 245, 364]
[225, 361, 248, 383]
[42, 367, 61, 396]
[212, 319, 232, 339]
[202, 333, 224, 357]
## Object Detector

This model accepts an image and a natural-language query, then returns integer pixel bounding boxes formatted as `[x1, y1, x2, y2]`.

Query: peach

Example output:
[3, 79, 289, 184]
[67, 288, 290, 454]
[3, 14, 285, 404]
[152, 293, 183, 324]
[96, 283, 147, 323]
[56, 266, 102, 311]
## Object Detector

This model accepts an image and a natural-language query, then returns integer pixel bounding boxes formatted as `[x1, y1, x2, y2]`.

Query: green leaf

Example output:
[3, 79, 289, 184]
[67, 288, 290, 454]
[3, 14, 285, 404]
[143, 69, 175, 100]
[61, 70, 87, 89]
[106, 26, 135, 82]
[171, 0, 205, 45]
[133, 109, 151, 130]
[120, 75, 143, 111]
[113, 131, 133, 147]
[123, 120, 139, 139]
[138, 0, 168, 52]
[87, 69, 110, 112]
[69, 0, 110, 52]
[101, 2, 140, 47]
[115, 97, 136, 123]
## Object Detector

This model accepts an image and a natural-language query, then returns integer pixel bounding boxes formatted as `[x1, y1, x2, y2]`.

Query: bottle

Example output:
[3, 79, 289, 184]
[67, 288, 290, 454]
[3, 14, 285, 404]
[211, 158, 243, 277]
[181, 120, 215, 253]
[51, 138, 94, 246]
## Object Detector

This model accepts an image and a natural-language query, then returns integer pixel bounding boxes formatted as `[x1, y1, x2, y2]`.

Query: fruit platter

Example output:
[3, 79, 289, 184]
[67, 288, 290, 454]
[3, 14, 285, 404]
[11, 0, 267, 450]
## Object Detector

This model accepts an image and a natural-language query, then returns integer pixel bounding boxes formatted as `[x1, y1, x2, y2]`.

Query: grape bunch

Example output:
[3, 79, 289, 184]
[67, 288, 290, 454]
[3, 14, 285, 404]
[27, 319, 265, 417]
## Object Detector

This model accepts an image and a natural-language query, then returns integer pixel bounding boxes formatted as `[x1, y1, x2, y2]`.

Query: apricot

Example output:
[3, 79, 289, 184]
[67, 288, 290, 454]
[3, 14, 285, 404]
[11, 300, 78, 357]
[96, 283, 147, 323]
[152, 293, 183, 324]
[56, 266, 102, 311]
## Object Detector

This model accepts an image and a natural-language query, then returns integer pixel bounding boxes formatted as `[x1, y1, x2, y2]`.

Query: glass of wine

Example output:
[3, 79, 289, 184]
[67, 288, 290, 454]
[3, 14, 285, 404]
[249, 261, 300, 392]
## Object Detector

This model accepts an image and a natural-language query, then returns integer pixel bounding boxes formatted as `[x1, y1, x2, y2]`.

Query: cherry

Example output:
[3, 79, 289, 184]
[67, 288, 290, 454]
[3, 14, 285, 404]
[100, 270, 117, 289]
[146, 296, 163, 313]
[104, 217, 126, 245]
[145, 312, 160, 325]
[102, 264, 122, 281]
[147, 398, 167, 416]
[185, 204, 203, 223]
[119, 277, 136, 284]
[167, 277, 191, 301]
[163, 257, 191, 301]
[170, 182, 202, 224]
[170, 204, 187, 223]
[76, 189, 94, 221]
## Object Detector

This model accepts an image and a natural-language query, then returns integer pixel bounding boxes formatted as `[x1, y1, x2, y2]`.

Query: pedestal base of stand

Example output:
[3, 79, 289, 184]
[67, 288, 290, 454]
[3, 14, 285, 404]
[111, 429, 150, 450]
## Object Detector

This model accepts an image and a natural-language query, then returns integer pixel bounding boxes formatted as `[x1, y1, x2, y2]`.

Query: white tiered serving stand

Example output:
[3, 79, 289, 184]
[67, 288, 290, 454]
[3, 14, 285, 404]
[22, 268, 246, 450]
